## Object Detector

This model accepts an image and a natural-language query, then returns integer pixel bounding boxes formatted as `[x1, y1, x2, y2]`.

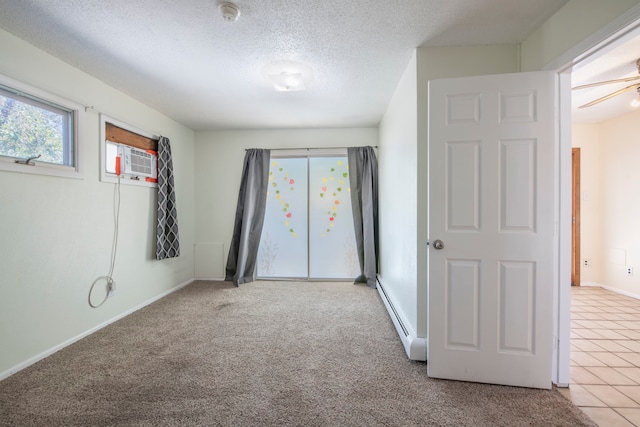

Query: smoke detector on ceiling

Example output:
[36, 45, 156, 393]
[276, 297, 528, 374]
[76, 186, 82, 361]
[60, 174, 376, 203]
[219, 2, 240, 22]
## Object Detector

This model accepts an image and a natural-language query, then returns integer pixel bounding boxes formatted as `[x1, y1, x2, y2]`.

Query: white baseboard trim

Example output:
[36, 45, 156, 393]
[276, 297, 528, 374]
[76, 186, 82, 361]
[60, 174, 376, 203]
[376, 275, 427, 361]
[0, 278, 194, 381]
[586, 282, 640, 301]
[579, 281, 601, 287]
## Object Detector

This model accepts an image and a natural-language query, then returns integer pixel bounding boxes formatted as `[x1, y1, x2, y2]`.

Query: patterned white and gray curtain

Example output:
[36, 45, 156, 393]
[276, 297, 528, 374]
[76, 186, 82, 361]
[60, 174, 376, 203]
[156, 136, 180, 260]
[348, 146, 379, 288]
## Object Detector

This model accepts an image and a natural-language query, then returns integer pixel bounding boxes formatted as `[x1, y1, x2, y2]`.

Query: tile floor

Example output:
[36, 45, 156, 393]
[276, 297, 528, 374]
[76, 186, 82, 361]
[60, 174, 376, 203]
[559, 285, 640, 426]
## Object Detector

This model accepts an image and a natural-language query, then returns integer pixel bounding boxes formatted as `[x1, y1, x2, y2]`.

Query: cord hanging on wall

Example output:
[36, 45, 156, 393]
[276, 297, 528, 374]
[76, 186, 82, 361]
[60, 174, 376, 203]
[88, 173, 121, 308]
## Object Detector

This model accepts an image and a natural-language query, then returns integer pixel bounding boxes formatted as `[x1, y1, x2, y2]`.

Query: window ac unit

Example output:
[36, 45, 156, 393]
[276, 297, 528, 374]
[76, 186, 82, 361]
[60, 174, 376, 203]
[119, 145, 157, 179]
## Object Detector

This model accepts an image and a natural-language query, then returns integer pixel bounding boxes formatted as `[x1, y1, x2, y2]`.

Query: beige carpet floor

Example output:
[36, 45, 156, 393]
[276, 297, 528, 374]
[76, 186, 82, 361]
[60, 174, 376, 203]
[0, 280, 593, 426]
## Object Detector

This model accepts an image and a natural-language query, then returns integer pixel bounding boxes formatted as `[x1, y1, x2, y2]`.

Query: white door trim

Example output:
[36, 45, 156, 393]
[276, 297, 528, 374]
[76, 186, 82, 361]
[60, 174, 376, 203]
[544, 4, 640, 73]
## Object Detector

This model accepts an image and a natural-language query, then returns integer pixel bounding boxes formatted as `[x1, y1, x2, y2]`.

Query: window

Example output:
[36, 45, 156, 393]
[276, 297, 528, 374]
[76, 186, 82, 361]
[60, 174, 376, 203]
[99, 114, 159, 188]
[257, 154, 359, 280]
[0, 74, 80, 178]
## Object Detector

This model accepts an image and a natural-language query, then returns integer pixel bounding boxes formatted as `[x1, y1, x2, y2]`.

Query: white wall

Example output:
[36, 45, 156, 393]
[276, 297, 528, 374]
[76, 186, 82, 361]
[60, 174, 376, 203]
[521, 0, 640, 71]
[377, 46, 518, 353]
[572, 123, 603, 284]
[0, 28, 195, 377]
[378, 52, 419, 336]
[576, 110, 640, 296]
[194, 128, 377, 277]
[600, 111, 640, 295]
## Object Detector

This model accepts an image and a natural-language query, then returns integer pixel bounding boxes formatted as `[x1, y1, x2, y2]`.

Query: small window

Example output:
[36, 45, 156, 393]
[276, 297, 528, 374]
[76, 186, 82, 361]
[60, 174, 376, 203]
[100, 114, 159, 188]
[0, 74, 80, 178]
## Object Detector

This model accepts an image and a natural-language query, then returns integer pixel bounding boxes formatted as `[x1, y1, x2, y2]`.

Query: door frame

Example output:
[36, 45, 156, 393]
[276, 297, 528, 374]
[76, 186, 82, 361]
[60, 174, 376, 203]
[572, 148, 581, 286]
[545, 5, 640, 387]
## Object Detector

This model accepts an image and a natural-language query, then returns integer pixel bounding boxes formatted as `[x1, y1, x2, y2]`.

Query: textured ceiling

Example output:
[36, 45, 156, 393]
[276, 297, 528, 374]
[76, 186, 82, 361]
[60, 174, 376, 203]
[0, 0, 575, 130]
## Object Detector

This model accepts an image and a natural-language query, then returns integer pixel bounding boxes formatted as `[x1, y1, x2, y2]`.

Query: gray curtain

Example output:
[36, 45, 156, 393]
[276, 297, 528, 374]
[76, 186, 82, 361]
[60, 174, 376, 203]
[348, 146, 379, 288]
[225, 149, 271, 286]
[156, 136, 181, 260]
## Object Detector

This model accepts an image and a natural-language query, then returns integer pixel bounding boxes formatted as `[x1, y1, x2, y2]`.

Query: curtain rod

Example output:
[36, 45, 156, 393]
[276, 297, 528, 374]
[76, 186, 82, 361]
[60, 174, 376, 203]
[246, 146, 377, 151]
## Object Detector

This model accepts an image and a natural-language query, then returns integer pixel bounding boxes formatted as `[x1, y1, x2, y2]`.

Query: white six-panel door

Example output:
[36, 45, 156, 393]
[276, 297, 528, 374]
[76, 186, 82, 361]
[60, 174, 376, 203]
[427, 71, 557, 389]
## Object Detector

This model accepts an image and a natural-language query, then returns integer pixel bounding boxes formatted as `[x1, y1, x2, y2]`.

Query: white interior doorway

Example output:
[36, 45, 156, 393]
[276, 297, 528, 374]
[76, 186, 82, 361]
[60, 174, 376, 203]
[553, 6, 640, 388]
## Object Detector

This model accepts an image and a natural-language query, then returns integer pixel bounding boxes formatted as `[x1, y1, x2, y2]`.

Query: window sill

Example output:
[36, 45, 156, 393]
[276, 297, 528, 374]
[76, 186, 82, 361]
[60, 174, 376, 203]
[101, 173, 157, 188]
[0, 156, 82, 179]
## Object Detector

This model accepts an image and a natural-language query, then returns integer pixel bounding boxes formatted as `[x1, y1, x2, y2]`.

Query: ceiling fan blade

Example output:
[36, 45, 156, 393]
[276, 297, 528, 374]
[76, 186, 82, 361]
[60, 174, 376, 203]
[572, 75, 640, 90]
[578, 83, 640, 108]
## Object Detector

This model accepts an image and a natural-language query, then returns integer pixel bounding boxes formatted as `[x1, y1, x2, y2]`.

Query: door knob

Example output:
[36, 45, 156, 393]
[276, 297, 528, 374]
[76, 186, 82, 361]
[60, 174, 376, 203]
[433, 239, 444, 250]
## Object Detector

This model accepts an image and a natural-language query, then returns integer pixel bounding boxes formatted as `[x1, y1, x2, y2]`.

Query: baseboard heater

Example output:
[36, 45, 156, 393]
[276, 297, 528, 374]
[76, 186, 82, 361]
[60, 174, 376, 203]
[376, 275, 427, 361]
[377, 278, 408, 337]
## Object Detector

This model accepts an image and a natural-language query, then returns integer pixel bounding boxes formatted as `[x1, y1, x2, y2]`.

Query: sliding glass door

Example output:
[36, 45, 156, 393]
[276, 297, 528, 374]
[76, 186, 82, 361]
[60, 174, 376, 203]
[257, 154, 358, 280]
[308, 156, 358, 278]
[257, 157, 309, 278]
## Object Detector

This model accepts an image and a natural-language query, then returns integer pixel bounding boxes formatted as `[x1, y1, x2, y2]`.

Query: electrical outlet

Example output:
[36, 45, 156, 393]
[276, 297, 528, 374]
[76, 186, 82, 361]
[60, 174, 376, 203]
[107, 280, 116, 298]
[627, 267, 634, 276]
[583, 259, 592, 267]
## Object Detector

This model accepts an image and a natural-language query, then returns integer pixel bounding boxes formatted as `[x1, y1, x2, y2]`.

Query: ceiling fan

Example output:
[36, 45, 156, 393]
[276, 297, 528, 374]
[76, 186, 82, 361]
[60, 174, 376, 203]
[572, 58, 640, 109]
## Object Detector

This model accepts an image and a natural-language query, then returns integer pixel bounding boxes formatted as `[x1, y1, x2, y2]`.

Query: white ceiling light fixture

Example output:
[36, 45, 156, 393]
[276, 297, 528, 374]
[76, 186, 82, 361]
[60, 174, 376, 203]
[268, 71, 305, 91]
[631, 87, 640, 108]
[219, 2, 240, 22]
[261, 61, 314, 92]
